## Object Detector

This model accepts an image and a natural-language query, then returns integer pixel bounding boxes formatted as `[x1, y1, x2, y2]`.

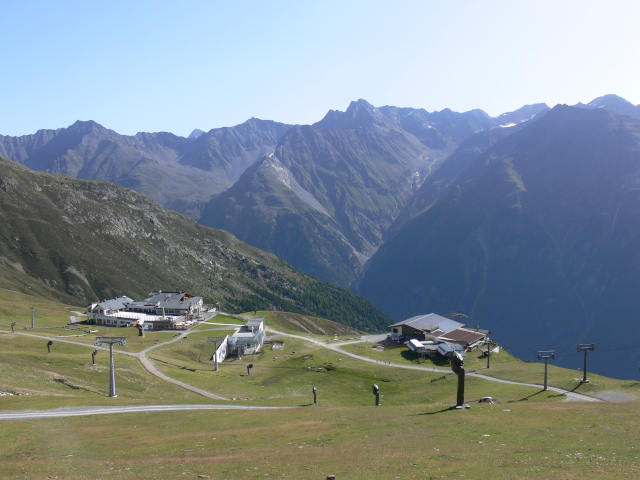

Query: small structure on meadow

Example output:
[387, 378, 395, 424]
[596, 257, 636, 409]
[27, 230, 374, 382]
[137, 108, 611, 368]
[270, 340, 285, 350]
[229, 318, 265, 357]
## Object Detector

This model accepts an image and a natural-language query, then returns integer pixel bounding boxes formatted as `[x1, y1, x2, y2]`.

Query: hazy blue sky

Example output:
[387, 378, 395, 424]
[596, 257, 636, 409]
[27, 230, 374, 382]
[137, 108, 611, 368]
[2, 0, 638, 137]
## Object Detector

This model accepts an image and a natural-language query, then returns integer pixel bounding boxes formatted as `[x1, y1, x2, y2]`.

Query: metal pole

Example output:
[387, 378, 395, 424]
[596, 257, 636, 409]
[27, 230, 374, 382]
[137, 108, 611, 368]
[537, 350, 555, 391]
[313, 386, 317, 404]
[487, 341, 492, 369]
[577, 344, 594, 384]
[29, 306, 35, 328]
[109, 343, 117, 397]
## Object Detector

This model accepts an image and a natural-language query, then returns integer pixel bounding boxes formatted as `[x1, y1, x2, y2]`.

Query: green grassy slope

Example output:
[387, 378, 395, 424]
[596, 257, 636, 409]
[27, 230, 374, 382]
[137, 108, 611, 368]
[0, 157, 390, 331]
[1, 293, 639, 478]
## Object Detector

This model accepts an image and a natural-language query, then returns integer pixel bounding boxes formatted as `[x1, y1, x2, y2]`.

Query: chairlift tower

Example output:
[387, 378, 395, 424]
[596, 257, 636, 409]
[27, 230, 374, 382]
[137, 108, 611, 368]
[577, 344, 595, 384]
[94, 337, 126, 397]
[208, 337, 224, 371]
[537, 350, 555, 391]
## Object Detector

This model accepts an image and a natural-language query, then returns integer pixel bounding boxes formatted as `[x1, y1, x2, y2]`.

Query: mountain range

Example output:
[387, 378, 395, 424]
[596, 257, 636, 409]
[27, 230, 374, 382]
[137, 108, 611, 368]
[199, 100, 548, 285]
[0, 118, 291, 219]
[2, 93, 640, 377]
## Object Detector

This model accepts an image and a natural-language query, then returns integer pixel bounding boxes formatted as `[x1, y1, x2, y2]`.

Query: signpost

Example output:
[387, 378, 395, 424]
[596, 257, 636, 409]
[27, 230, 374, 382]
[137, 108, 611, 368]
[537, 350, 555, 391]
[94, 337, 126, 397]
[577, 343, 595, 384]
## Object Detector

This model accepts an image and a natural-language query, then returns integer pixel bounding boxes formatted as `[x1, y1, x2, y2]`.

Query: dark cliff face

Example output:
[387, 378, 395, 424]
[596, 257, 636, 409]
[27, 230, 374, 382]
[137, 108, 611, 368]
[356, 105, 640, 378]
[0, 157, 391, 332]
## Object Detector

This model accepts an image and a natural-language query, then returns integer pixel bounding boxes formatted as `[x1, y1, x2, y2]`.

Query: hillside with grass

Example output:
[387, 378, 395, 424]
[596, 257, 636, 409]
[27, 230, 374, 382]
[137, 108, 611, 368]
[0, 157, 390, 332]
[1, 292, 639, 478]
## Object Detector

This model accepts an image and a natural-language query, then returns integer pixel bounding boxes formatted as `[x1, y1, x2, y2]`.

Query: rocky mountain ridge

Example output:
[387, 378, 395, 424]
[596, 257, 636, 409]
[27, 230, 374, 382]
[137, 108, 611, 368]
[0, 118, 291, 219]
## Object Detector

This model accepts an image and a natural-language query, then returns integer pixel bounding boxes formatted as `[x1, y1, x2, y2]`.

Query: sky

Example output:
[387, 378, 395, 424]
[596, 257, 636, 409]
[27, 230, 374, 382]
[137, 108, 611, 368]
[1, 0, 639, 137]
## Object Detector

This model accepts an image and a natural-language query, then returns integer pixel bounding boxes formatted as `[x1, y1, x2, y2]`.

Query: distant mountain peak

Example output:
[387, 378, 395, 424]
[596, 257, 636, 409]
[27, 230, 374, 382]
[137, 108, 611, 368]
[575, 94, 640, 120]
[586, 93, 634, 108]
[348, 98, 374, 109]
[315, 99, 387, 129]
[495, 103, 550, 126]
[188, 129, 205, 139]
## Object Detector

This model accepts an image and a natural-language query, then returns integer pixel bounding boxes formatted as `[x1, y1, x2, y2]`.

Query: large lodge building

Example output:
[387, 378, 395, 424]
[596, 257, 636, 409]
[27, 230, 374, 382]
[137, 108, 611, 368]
[86, 291, 204, 330]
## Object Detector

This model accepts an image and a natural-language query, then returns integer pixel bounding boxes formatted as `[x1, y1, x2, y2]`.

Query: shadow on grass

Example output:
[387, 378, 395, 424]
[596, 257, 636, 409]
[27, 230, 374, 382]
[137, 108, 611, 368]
[53, 377, 102, 396]
[507, 390, 546, 403]
[411, 406, 456, 416]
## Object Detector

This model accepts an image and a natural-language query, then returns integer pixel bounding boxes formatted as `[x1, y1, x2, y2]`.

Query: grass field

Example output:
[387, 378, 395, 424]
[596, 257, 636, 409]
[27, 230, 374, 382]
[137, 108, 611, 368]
[2, 293, 640, 478]
[1, 401, 639, 479]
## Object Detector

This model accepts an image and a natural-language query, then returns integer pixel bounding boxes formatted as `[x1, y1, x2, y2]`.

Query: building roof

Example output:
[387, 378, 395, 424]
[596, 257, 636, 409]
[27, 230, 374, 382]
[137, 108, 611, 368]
[144, 291, 202, 310]
[97, 296, 134, 312]
[390, 313, 463, 334]
[438, 327, 488, 347]
[232, 318, 265, 339]
[246, 318, 264, 328]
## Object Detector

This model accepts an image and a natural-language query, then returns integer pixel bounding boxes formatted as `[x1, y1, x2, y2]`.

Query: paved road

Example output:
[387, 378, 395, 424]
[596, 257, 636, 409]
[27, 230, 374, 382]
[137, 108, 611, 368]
[0, 404, 296, 421]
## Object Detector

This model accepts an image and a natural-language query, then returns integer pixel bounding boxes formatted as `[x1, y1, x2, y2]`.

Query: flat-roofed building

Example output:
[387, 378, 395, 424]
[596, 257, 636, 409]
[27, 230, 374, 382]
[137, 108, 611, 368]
[229, 318, 265, 356]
